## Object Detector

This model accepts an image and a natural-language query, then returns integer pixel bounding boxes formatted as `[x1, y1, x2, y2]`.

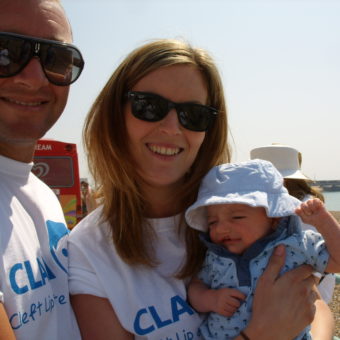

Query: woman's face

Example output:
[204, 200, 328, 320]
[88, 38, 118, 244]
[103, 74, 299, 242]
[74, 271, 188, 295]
[125, 64, 207, 193]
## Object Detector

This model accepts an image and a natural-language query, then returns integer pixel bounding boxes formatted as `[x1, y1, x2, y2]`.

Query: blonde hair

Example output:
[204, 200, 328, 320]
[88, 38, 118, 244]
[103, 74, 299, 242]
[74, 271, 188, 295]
[284, 179, 325, 202]
[83, 39, 231, 277]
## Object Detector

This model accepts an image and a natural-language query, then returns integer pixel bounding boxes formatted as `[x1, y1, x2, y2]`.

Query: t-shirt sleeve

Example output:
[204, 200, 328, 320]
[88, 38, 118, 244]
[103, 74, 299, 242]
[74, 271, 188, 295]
[303, 230, 329, 273]
[300, 221, 335, 303]
[317, 273, 335, 304]
[67, 238, 107, 298]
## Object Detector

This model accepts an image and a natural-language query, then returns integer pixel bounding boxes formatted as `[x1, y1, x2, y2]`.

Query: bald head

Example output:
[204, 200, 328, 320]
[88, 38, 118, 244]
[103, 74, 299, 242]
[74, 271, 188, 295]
[0, 0, 72, 43]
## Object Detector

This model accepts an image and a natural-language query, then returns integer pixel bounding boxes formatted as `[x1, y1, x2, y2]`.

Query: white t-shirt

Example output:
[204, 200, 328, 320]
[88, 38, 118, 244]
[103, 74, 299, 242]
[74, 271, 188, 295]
[0, 155, 80, 340]
[68, 208, 204, 339]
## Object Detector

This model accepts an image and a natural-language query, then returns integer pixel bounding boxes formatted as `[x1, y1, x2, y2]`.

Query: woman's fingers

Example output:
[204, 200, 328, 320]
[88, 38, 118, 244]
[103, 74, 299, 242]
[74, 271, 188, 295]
[260, 244, 286, 282]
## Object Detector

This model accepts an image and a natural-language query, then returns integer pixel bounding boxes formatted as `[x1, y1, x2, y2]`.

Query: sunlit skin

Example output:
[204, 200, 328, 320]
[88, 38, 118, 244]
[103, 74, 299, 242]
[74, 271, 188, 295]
[208, 204, 278, 254]
[0, 0, 72, 162]
[125, 65, 207, 217]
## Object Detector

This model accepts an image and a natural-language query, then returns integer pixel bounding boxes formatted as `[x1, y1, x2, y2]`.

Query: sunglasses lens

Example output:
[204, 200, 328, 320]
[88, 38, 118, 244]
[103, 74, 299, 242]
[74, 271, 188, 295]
[41, 45, 84, 85]
[0, 33, 84, 86]
[0, 36, 31, 77]
[131, 94, 167, 122]
[128, 92, 217, 132]
[178, 105, 215, 131]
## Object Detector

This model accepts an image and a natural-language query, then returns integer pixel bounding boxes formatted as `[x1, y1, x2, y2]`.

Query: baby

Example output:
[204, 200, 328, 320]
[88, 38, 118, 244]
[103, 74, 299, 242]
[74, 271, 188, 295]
[185, 159, 340, 340]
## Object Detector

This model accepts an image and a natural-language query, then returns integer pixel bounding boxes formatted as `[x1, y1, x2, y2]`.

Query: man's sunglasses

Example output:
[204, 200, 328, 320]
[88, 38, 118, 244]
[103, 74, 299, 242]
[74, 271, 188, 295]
[0, 32, 84, 86]
[126, 91, 218, 132]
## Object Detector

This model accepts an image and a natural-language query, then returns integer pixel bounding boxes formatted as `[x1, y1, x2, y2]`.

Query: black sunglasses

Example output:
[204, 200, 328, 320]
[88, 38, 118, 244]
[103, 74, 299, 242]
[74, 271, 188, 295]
[0, 32, 84, 86]
[126, 91, 218, 132]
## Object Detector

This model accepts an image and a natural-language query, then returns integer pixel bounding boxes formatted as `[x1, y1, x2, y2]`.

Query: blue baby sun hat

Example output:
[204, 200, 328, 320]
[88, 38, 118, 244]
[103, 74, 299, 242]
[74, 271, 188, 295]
[185, 159, 302, 232]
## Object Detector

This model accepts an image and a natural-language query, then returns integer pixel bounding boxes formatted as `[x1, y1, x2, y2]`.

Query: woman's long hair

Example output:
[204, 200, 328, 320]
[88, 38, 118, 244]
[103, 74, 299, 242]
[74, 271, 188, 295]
[83, 39, 231, 277]
[284, 178, 325, 202]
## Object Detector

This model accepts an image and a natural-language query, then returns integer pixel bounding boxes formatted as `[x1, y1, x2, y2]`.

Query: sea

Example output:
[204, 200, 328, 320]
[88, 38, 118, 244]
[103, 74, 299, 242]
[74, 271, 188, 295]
[323, 191, 340, 211]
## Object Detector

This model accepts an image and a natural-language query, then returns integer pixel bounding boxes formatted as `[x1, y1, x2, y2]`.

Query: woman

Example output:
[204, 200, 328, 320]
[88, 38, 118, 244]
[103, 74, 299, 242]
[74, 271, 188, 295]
[68, 39, 317, 339]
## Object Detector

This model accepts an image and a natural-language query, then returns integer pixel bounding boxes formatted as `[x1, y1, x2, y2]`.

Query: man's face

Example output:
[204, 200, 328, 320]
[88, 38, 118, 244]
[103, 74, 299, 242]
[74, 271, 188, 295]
[0, 0, 72, 160]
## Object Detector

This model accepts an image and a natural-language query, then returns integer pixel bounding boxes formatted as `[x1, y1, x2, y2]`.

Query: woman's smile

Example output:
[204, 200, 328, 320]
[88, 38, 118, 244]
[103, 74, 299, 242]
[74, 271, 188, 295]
[146, 143, 183, 157]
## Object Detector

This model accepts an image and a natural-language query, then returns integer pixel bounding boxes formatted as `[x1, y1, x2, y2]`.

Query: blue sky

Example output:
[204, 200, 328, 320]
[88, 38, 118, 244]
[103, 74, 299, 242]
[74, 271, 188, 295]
[45, 0, 340, 180]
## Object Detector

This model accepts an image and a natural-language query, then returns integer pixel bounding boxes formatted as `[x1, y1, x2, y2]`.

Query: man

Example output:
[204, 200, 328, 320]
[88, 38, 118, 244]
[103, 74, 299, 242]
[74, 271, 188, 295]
[0, 0, 84, 338]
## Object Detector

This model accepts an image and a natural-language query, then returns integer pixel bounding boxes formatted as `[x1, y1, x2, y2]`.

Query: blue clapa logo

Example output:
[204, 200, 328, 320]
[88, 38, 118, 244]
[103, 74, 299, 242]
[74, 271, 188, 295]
[46, 220, 69, 274]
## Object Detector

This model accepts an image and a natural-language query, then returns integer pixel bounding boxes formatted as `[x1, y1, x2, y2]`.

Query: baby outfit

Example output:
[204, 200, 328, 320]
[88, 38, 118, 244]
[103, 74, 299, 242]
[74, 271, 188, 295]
[185, 160, 330, 340]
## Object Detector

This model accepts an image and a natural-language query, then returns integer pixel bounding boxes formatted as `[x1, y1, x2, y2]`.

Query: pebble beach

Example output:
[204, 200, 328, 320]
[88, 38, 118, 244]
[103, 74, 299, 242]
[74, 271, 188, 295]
[330, 284, 340, 337]
[330, 211, 340, 337]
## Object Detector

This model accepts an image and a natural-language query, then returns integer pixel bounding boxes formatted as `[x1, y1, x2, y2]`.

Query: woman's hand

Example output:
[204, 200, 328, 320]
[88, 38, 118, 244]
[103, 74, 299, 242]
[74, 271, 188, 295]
[241, 245, 317, 340]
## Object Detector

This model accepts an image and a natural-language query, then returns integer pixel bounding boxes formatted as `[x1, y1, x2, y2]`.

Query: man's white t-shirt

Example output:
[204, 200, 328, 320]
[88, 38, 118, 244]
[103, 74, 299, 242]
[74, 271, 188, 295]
[0, 155, 80, 340]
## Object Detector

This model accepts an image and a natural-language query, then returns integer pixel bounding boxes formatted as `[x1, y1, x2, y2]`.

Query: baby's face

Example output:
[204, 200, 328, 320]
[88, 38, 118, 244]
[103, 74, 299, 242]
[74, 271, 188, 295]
[207, 204, 276, 254]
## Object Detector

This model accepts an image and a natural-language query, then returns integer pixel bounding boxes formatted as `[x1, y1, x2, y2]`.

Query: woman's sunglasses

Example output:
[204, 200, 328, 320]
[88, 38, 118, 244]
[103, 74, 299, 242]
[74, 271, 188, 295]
[0, 32, 84, 86]
[126, 91, 218, 132]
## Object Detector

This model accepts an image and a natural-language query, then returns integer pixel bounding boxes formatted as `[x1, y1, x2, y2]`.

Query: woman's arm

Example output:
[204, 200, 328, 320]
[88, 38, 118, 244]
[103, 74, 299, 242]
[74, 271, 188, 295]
[235, 245, 317, 340]
[71, 294, 134, 340]
[0, 303, 16, 340]
[310, 291, 335, 340]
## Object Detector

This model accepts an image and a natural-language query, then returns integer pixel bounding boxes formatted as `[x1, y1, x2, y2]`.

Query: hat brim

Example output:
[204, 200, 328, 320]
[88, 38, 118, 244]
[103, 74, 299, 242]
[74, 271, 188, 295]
[185, 191, 301, 232]
[280, 169, 311, 180]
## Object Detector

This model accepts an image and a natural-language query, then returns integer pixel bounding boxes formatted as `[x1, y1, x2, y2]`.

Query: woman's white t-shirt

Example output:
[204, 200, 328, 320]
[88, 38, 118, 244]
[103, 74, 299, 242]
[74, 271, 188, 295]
[68, 208, 204, 339]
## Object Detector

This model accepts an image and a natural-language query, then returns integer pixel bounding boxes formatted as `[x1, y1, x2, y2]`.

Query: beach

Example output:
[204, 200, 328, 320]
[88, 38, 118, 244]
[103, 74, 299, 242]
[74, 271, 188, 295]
[330, 284, 340, 337]
[330, 211, 340, 336]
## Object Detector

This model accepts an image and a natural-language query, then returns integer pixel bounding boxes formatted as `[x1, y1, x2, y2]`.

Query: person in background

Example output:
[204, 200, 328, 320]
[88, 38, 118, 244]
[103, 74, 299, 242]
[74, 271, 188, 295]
[80, 180, 97, 217]
[80, 180, 90, 215]
[283, 150, 324, 202]
[250, 143, 336, 339]
[69, 39, 319, 340]
[186, 160, 340, 340]
[251, 144, 324, 202]
[0, 0, 84, 338]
